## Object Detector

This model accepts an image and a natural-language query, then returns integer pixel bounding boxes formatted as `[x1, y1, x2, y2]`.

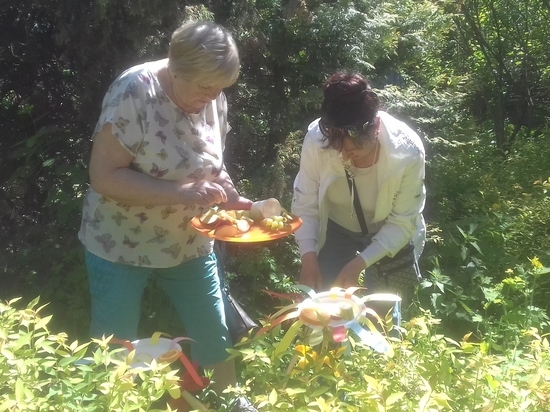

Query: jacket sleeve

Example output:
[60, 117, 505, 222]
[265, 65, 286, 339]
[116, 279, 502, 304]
[372, 149, 426, 257]
[291, 130, 323, 256]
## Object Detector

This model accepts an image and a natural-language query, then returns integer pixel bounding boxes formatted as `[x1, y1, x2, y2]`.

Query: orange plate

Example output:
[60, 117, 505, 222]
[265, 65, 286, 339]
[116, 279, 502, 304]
[191, 215, 302, 243]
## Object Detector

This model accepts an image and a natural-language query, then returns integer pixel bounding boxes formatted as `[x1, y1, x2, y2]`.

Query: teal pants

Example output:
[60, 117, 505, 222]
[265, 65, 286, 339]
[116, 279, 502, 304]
[85, 250, 231, 365]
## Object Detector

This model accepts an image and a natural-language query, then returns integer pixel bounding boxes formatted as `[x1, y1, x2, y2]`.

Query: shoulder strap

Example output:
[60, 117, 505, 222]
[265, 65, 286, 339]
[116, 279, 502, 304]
[345, 170, 369, 235]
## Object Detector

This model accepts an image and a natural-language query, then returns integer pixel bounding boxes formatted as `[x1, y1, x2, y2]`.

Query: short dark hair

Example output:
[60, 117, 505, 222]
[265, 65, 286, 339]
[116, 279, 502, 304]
[319, 71, 380, 150]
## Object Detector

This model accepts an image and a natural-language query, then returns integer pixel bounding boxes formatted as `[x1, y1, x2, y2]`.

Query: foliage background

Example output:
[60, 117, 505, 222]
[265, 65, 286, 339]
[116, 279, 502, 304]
[1, 0, 549, 356]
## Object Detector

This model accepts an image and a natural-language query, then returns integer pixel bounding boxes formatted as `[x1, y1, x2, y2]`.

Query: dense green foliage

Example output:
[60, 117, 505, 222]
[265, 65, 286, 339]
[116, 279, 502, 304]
[0, 298, 182, 411]
[1, 0, 550, 409]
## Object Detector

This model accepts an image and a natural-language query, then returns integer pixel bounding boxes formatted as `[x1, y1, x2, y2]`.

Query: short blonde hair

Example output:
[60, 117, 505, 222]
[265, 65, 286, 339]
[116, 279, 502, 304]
[169, 20, 240, 88]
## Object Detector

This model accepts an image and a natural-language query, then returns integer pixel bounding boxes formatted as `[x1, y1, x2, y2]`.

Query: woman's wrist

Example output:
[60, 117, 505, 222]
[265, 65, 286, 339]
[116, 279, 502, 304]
[177, 182, 202, 205]
[359, 240, 389, 267]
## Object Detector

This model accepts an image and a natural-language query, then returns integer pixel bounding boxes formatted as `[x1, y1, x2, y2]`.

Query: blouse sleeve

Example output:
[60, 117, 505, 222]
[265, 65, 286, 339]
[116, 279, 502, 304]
[94, 75, 146, 157]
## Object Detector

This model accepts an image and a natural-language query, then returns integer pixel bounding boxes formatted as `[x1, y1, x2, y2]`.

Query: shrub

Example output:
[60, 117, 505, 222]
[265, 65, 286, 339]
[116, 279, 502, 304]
[229, 307, 550, 411]
[0, 297, 182, 411]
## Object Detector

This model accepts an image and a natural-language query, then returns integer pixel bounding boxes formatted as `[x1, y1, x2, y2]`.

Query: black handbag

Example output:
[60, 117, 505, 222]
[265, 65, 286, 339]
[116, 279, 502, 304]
[221, 285, 258, 344]
[215, 241, 258, 343]
[371, 243, 421, 290]
[345, 171, 421, 297]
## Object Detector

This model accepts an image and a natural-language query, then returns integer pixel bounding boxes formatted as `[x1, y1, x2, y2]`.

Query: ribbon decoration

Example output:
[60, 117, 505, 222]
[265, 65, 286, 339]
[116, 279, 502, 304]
[109, 333, 206, 389]
[110, 338, 136, 352]
[261, 289, 307, 303]
[258, 286, 397, 355]
[109, 333, 209, 411]
[348, 322, 392, 354]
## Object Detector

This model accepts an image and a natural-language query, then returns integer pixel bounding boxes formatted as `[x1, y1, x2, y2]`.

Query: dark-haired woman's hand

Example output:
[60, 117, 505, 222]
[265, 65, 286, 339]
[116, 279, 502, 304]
[299, 252, 323, 291]
[333, 256, 366, 289]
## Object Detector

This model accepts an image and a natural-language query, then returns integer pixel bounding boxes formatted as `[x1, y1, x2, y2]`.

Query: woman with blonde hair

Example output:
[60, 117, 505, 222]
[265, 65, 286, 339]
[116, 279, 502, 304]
[79, 20, 256, 411]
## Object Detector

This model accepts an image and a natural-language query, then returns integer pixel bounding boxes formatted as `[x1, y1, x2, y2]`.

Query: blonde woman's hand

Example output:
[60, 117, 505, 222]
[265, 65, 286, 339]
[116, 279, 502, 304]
[333, 256, 366, 289]
[179, 181, 227, 207]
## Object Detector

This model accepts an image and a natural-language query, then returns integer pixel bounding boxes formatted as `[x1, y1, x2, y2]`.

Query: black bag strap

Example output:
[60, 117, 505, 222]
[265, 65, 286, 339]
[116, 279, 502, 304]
[214, 240, 229, 286]
[345, 169, 369, 236]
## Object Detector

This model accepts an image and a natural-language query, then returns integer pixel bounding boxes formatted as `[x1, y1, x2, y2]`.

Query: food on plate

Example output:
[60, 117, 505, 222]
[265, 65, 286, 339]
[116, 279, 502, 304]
[336, 302, 355, 321]
[198, 206, 295, 236]
[311, 301, 355, 322]
[235, 218, 251, 233]
[199, 206, 254, 235]
[250, 198, 282, 218]
[213, 224, 240, 237]
[260, 212, 294, 232]
[199, 207, 220, 226]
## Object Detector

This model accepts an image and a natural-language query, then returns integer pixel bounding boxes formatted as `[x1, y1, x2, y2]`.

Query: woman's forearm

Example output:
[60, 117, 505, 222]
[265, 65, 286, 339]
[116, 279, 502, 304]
[91, 166, 184, 206]
[89, 125, 227, 207]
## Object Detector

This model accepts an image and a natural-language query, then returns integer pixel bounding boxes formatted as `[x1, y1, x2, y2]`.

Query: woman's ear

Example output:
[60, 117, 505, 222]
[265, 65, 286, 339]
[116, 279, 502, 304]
[375, 115, 381, 132]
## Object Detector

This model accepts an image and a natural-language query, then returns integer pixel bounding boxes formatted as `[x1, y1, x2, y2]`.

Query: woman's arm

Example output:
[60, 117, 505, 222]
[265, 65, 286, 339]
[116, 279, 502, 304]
[291, 129, 324, 256]
[292, 126, 326, 289]
[214, 168, 253, 210]
[335, 147, 425, 288]
[89, 124, 227, 207]
[371, 153, 425, 255]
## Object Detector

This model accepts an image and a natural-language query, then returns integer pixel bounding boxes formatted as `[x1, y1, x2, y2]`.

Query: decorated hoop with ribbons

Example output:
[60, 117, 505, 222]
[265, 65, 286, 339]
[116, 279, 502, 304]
[110, 332, 210, 411]
[259, 286, 401, 356]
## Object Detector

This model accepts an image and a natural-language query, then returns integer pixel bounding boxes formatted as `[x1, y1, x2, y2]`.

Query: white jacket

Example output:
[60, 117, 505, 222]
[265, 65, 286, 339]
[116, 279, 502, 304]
[291, 111, 426, 265]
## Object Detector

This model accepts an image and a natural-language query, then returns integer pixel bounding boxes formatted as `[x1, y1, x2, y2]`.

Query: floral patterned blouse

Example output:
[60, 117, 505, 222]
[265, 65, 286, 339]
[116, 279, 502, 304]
[78, 60, 228, 267]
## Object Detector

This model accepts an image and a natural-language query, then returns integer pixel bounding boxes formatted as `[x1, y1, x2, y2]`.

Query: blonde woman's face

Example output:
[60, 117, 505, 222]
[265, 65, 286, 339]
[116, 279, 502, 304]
[171, 75, 223, 112]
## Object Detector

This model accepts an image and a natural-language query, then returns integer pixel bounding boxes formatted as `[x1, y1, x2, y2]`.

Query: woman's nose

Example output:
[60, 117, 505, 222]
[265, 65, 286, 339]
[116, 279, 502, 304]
[206, 89, 222, 100]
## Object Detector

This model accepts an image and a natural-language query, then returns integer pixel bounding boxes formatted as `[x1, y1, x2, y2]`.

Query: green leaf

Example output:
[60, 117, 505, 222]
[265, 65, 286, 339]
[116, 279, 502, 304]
[268, 388, 278, 405]
[274, 320, 303, 357]
[310, 386, 330, 397]
[58, 356, 78, 367]
[15, 378, 25, 401]
[386, 392, 406, 406]
[42, 158, 55, 167]
[27, 296, 41, 310]
[285, 387, 307, 396]
[35, 315, 53, 330]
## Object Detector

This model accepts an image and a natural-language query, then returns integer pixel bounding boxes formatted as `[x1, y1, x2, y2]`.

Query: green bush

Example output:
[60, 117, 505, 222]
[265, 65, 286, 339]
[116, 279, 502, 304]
[0, 297, 182, 411]
[3, 278, 549, 411]
[229, 300, 550, 411]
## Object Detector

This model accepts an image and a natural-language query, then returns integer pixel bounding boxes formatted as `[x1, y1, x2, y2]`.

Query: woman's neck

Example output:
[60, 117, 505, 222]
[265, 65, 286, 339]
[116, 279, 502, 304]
[352, 141, 380, 168]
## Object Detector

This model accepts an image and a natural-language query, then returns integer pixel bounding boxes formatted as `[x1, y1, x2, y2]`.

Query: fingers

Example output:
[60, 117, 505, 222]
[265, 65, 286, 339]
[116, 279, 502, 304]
[333, 257, 365, 289]
[299, 271, 323, 291]
[334, 277, 353, 290]
[209, 182, 228, 203]
[333, 272, 359, 289]
[196, 183, 226, 206]
[181, 181, 228, 206]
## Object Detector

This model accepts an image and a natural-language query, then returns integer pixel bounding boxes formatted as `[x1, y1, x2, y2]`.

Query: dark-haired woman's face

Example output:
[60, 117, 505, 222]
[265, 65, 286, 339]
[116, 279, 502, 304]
[338, 116, 380, 163]
[340, 137, 377, 162]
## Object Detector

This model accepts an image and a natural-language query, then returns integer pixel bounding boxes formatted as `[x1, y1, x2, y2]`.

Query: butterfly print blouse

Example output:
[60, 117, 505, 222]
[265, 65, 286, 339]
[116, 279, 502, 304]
[78, 59, 229, 267]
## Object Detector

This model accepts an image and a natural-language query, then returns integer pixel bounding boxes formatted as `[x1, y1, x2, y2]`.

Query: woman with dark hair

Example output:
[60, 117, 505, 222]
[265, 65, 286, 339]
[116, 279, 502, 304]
[291, 71, 426, 303]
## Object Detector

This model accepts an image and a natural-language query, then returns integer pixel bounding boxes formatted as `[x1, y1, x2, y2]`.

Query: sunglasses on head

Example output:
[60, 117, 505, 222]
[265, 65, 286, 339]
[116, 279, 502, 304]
[319, 120, 375, 139]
